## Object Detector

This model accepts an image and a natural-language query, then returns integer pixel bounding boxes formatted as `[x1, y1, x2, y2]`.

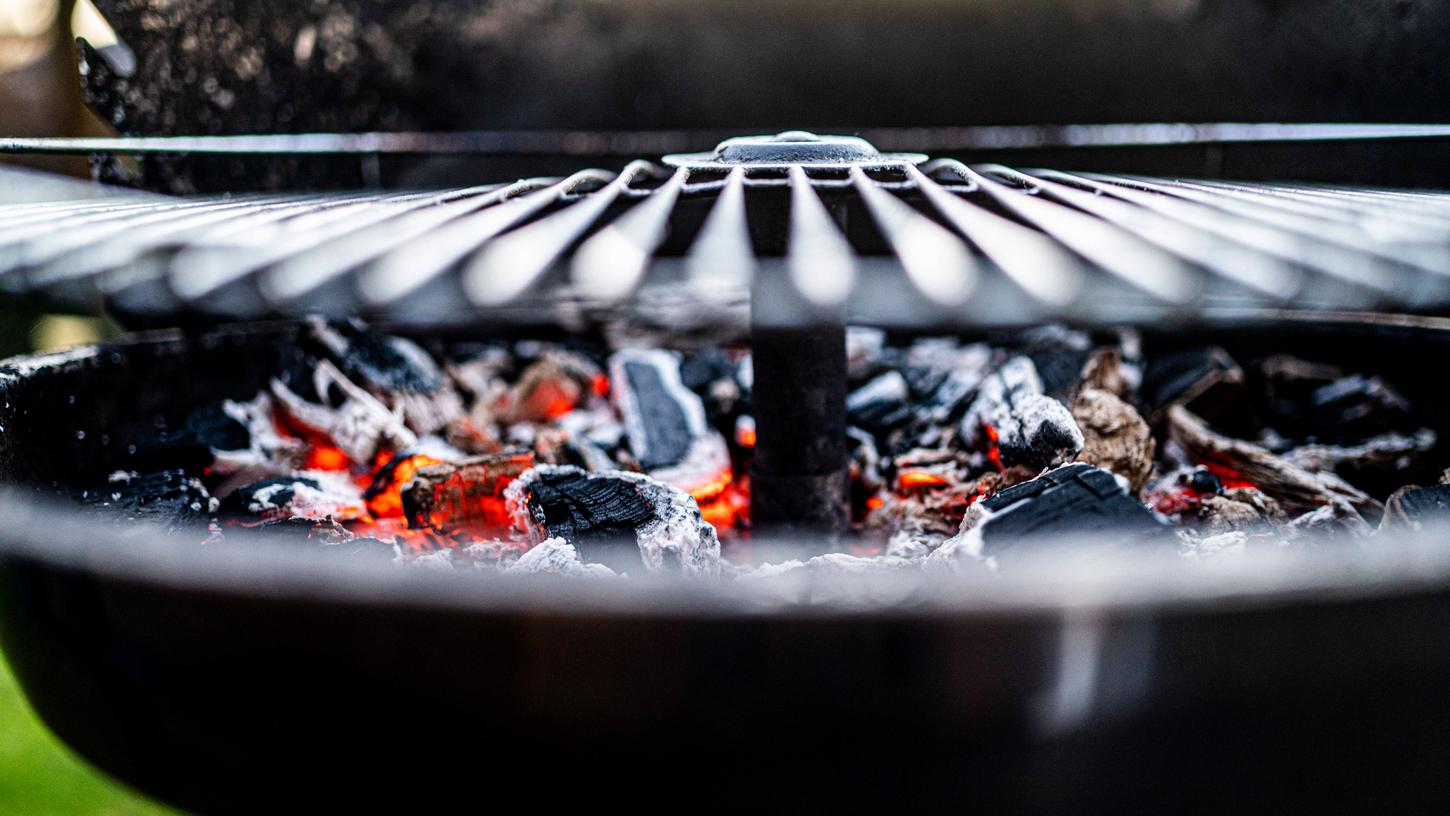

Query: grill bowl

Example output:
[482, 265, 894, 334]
[3, 316, 1450, 812]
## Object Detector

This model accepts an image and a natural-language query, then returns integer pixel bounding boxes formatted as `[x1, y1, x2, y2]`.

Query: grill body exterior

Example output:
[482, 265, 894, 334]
[4, 319, 1450, 812]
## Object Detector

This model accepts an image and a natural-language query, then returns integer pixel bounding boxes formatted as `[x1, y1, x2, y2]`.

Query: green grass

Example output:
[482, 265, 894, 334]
[0, 654, 178, 816]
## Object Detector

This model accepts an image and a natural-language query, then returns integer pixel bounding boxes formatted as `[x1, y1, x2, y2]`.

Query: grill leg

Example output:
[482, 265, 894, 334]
[750, 320, 849, 543]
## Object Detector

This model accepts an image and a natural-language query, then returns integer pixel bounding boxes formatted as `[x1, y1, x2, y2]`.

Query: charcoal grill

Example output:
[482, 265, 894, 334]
[8, 0, 1450, 811]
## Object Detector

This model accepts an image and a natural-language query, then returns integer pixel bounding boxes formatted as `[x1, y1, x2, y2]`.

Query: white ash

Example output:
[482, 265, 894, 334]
[960, 356, 1084, 470]
[459, 539, 528, 568]
[243, 470, 366, 521]
[1180, 530, 1250, 559]
[505, 538, 618, 578]
[926, 503, 997, 572]
[405, 549, 457, 571]
[505, 465, 722, 578]
[270, 359, 416, 464]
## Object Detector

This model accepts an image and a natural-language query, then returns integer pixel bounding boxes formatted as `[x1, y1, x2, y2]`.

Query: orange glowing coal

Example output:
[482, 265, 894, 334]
[898, 470, 949, 489]
[365, 453, 444, 519]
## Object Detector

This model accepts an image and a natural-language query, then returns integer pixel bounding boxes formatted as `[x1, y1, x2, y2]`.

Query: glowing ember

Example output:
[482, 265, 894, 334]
[364, 453, 443, 519]
[898, 470, 949, 489]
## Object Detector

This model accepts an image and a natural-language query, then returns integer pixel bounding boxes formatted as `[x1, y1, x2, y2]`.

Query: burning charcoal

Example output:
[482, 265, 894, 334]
[1016, 324, 1094, 398]
[125, 401, 254, 474]
[610, 349, 732, 496]
[305, 319, 465, 436]
[1141, 346, 1242, 415]
[81, 469, 217, 530]
[270, 358, 417, 465]
[959, 356, 1083, 470]
[847, 371, 912, 433]
[1072, 388, 1155, 493]
[1144, 466, 1223, 516]
[1167, 404, 1377, 515]
[233, 471, 367, 522]
[1380, 484, 1450, 531]
[1196, 488, 1286, 533]
[505, 538, 618, 578]
[363, 439, 467, 520]
[932, 463, 1170, 565]
[208, 395, 306, 480]
[400, 451, 535, 535]
[500, 349, 603, 424]
[507, 465, 721, 576]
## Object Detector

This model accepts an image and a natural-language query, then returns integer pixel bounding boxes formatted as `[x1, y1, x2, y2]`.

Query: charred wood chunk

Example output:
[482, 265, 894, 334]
[1381, 485, 1450, 531]
[936, 464, 1169, 562]
[509, 465, 721, 576]
[1141, 346, 1243, 414]
[680, 346, 750, 425]
[960, 357, 1083, 470]
[81, 470, 216, 530]
[400, 452, 535, 535]
[1167, 404, 1377, 516]
[126, 401, 253, 473]
[610, 349, 730, 493]
[1072, 388, 1155, 493]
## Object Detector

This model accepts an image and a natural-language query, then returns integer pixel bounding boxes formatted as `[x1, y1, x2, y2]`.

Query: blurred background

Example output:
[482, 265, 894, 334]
[1, 1, 119, 359]
[2, 3, 153, 812]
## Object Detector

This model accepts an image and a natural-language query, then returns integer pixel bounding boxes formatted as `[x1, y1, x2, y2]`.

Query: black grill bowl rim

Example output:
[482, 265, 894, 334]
[8, 317, 1450, 812]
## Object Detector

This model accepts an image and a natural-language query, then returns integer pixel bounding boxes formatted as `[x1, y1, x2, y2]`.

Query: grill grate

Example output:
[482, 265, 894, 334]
[5, 133, 1450, 329]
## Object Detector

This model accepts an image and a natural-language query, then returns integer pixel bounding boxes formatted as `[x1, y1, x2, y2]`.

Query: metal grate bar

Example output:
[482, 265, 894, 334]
[9, 145, 1450, 329]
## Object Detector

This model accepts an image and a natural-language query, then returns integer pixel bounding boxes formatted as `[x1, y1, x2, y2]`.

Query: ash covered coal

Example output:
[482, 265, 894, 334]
[75, 319, 1450, 586]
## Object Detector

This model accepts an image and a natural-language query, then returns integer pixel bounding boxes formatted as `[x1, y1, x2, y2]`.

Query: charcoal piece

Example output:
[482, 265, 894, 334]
[309, 318, 445, 394]
[501, 350, 602, 424]
[508, 465, 721, 576]
[1016, 324, 1093, 398]
[1281, 430, 1436, 474]
[959, 357, 1083, 470]
[1261, 356, 1411, 442]
[847, 371, 912, 432]
[846, 327, 888, 383]
[680, 346, 750, 424]
[231, 471, 367, 522]
[126, 400, 252, 473]
[400, 452, 534, 535]
[1141, 346, 1243, 414]
[1073, 388, 1155, 493]
[80, 469, 217, 530]
[934, 464, 1170, 562]
[1381, 485, 1450, 531]
[1196, 488, 1286, 532]
[307, 319, 464, 436]
[1168, 404, 1377, 515]
[610, 349, 731, 494]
